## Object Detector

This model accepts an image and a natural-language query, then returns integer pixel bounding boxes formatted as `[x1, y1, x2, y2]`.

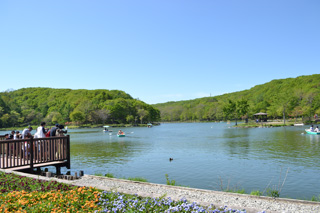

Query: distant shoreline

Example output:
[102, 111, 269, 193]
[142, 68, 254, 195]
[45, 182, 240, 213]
[0, 123, 161, 131]
[1, 119, 315, 131]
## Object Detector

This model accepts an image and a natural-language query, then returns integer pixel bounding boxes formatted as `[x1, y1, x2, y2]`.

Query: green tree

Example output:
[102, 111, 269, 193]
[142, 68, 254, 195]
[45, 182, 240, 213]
[1, 114, 10, 127]
[9, 110, 20, 126]
[223, 100, 237, 124]
[237, 99, 249, 123]
[137, 109, 148, 124]
[291, 106, 303, 123]
[45, 111, 63, 125]
[97, 109, 110, 124]
[126, 115, 134, 124]
[70, 111, 85, 124]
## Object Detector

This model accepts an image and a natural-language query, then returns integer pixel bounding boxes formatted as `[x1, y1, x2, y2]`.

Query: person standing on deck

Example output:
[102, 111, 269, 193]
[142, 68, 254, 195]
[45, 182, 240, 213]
[34, 122, 47, 138]
[55, 124, 67, 159]
[14, 131, 21, 139]
[9, 131, 15, 139]
[22, 127, 33, 139]
[50, 123, 59, 137]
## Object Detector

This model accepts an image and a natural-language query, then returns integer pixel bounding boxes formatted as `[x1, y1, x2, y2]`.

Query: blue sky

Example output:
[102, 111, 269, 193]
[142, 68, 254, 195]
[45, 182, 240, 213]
[1, 0, 319, 104]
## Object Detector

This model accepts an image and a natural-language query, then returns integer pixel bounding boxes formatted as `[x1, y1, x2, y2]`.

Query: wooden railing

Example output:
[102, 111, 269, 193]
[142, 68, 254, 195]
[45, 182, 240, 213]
[0, 135, 70, 170]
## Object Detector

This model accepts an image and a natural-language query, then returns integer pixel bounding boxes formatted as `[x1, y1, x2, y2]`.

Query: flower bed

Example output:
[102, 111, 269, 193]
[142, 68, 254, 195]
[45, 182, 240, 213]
[0, 172, 251, 212]
[97, 191, 247, 213]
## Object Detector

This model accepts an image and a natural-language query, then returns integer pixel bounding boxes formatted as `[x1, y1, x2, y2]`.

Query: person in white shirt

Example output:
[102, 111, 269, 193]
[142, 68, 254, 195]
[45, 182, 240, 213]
[13, 131, 21, 139]
[22, 127, 33, 139]
[310, 125, 314, 132]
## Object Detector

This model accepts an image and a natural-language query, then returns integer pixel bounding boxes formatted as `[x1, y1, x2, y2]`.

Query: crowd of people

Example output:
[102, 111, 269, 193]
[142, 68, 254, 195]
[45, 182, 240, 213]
[2, 122, 68, 159]
[3, 122, 67, 140]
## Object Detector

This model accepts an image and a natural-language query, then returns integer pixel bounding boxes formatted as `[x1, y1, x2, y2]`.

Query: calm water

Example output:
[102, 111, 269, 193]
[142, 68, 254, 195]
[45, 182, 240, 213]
[2, 123, 320, 199]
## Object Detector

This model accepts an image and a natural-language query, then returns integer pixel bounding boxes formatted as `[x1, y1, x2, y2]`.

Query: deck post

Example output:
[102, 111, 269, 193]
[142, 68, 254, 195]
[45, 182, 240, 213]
[56, 166, 61, 175]
[30, 137, 34, 170]
[6, 142, 9, 168]
[67, 135, 70, 169]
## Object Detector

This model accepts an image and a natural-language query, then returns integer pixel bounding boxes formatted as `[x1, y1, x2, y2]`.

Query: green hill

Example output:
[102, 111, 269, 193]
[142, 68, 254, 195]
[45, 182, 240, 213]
[154, 74, 320, 122]
[0, 88, 160, 128]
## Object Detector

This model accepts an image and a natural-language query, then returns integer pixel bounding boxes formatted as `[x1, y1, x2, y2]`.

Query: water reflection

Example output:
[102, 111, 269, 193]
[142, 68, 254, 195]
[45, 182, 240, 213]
[222, 128, 250, 157]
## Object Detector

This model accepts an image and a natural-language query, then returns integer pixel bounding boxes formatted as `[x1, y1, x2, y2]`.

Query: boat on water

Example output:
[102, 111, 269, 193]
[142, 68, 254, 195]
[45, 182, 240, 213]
[103, 126, 113, 132]
[294, 123, 304, 126]
[305, 129, 320, 135]
[117, 129, 125, 137]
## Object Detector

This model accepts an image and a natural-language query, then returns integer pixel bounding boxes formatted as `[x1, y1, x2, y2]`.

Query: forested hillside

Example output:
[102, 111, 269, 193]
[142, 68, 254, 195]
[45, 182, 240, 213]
[154, 74, 320, 122]
[0, 88, 160, 127]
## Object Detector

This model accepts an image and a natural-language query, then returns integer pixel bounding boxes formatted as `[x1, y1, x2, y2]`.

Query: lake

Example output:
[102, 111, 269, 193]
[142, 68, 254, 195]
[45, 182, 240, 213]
[2, 122, 320, 199]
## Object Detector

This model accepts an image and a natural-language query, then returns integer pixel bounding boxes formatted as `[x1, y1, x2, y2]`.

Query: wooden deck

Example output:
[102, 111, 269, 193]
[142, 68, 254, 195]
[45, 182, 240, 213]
[0, 135, 70, 173]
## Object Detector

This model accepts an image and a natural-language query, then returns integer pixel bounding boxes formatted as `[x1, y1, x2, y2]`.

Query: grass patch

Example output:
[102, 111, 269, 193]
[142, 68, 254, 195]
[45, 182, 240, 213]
[266, 188, 280, 198]
[165, 174, 176, 186]
[311, 195, 320, 202]
[97, 173, 147, 182]
[126, 177, 148, 182]
[250, 190, 263, 196]
[104, 173, 115, 178]
[225, 189, 246, 194]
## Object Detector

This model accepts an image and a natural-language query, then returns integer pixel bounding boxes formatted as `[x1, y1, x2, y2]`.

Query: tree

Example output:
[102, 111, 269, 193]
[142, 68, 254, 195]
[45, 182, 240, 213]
[267, 105, 279, 120]
[97, 109, 110, 124]
[291, 106, 303, 123]
[70, 111, 85, 124]
[278, 92, 292, 125]
[236, 99, 249, 123]
[45, 111, 63, 125]
[126, 115, 134, 124]
[75, 101, 93, 124]
[137, 109, 148, 124]
[223, 99, 249, 125]
[223, 100, 237, 124]
[9, 110, 20, 127]
[1, 114, 10, 127]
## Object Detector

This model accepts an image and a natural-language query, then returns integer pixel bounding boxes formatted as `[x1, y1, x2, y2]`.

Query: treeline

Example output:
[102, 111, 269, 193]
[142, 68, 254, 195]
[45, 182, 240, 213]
[154, 74, 320, 122]
[0, 88, 160, 128]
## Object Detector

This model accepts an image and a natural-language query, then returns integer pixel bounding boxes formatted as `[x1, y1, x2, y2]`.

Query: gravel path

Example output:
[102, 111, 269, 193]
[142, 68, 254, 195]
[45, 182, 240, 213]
[71, 175, 320, 213]
[3, 170, 320, 212]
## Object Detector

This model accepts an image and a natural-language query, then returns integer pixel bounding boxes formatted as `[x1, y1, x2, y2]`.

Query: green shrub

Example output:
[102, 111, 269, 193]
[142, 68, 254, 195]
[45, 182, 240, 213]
[104, 173, 115, 178]
[127, 177, 148, 182]
[165, 174, 176, 186]
[266, 188, 280, 198]
[250, 190, 263, 196]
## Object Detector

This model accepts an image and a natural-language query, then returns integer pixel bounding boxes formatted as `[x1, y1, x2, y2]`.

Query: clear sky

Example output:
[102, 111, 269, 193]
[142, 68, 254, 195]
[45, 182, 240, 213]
[1, 0, 319, 104]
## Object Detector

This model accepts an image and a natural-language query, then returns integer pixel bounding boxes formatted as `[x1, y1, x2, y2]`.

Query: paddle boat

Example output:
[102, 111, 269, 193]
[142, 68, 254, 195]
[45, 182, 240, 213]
[305, 129, 320, 135]
[103, 126, 113, 132]
[117, 130, 125, 137]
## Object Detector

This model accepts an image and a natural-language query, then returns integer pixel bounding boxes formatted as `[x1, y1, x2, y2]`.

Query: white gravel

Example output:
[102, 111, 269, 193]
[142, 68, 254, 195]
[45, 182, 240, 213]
[71, 175, 320, 213]
[2, 170, 320, 213]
